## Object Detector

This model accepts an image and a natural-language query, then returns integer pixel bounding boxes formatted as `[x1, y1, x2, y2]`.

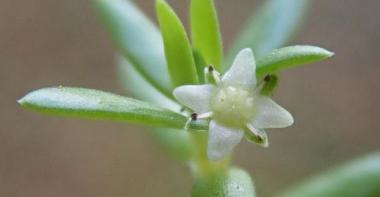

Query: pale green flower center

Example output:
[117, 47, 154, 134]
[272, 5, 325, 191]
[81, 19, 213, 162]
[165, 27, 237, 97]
[211, 85, 257, 127]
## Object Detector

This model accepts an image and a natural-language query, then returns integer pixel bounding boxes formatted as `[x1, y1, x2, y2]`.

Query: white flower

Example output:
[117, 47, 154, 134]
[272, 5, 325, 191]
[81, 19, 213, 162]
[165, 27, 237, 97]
[173, 48, 294, 161]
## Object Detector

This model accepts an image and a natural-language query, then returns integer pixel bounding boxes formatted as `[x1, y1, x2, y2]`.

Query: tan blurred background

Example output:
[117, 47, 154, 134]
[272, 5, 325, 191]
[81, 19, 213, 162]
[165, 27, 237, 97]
[1, 0, 379, 196]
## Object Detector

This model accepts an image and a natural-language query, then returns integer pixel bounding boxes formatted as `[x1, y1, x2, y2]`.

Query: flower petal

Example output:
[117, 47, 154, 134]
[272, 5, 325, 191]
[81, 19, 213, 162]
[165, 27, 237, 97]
[208, 120, 244, 161]
[173, 85, 214, 113]
[252, 96, 294, 128]
[222, 48, 257, 87]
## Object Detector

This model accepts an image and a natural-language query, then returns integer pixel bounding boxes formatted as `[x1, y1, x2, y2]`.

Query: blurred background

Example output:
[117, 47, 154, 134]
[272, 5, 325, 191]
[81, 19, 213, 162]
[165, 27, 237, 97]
[1, 0, 379, 196]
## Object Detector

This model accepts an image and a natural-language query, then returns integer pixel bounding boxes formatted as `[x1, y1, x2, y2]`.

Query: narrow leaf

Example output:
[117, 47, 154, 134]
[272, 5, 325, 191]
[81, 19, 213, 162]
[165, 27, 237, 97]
[156, 0, 199, 87]
[192, 167, 256, 197]
[118, 57, 193, 162]
[256, 45, 334, 77]
[225, 0, 311, 70]
[118, 58, 207, 162]
[118, 56, 180, 111]
[191, 0, 223, 69]
[277, 152, 380, 197]
[193, 49, 207, 84]
[19, 87, 187, 128]
[94, 0, 172, 97]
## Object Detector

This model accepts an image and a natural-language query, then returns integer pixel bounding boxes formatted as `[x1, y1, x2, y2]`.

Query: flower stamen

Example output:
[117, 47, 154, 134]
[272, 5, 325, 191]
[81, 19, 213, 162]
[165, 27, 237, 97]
[197, 112, 213, 119]
[184, 112, 213, 130]
[246, 123, 264, 140]
[191, 112, 198, 120]
[205, 65, 221, 84]
[264, 74, 272, 82]
[253, 74, 272, 94]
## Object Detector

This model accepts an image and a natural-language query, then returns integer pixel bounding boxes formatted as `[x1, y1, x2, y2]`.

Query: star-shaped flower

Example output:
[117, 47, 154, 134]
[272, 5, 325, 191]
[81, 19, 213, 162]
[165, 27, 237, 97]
[173, 48, 294, 161]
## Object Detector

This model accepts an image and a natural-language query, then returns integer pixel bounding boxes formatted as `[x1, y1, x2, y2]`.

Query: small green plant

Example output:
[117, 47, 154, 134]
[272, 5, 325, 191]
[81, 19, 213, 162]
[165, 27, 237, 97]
[18, 0, 380, 196]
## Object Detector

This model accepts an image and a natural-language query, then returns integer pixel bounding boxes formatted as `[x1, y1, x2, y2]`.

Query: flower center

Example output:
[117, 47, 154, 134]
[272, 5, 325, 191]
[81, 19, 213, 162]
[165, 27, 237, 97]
[210, 85, 256, 127]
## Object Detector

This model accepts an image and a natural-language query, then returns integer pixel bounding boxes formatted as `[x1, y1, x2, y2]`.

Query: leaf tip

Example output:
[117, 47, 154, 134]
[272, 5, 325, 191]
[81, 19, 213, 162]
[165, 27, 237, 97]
[326, 50, 335, 58]
[307, 45, 334, 59]
[155, 0, 170, 23]
[17, 91, 35, 107]
[17, 89, 43, 110]
[320, 47, 335, 58]
[155, 0, 166, 9]
[17, 97, 26, 106]
[17, 91, 40, 111]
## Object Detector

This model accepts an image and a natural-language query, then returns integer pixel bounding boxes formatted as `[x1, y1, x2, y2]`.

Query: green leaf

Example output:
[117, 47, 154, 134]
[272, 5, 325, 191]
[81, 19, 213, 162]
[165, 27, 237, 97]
[94, 0, 172, 97]
[117, 56, 180, 111]
[225, 0, 311, 70]
[156, 0, 199, 87]
[256, 45, 334, 77]
[277, 152, 380, 197]
[193, 49, 207, 84]
[118, 57, 193, 162]
[192, 167, 256, 197]
[19, 87, 187, 128]
[191, 0, 223, 69]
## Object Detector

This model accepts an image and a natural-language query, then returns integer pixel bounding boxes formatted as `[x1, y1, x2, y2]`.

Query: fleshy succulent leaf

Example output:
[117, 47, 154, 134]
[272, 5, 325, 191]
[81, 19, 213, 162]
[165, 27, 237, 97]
[277, 152, 380, 197]
[225, 0, 311, 70]
[19, 87, 187, 128]
[118, 57, 194, 162]
[94, 0, 172, 97]
[191, 0, 223, 69]
[156, 0, 199, 87]
[193, 49, 208, 84]
[256, 45, 334, 77]
[117, 56, 180, 111]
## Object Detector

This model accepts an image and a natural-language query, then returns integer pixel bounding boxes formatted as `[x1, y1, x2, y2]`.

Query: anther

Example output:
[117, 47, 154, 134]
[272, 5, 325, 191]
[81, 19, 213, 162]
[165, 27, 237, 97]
[208, 65, 215, 73]
[264, 74, 271, 82]
[256, 135, 263, 143]
[191, 112, 198, 121]
[204, 65, 221, 84]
